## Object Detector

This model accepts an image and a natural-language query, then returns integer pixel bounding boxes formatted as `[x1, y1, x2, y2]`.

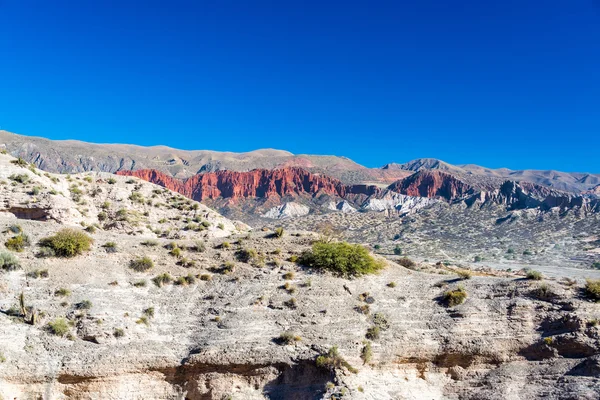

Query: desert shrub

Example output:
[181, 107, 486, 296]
[75, 300, 92, 310]
[299, 241, 385, 277]
[387, 281, 396, 288]
[175, 274, 196, 285]
[141, 239, 159, 247]
[593, 262, 600, 270]
[585, 279, 600, 301]
[84, 225, 96, 234]
[0, 252, 20, 271]
[531, 283, 556, 301]
[5, 233, 30, 252]
[29, 186, 41, 195]
[273, 227, 284, 238]
[130, 257, 154, 272]
[360, 341, 372, 364]
[525, 269, 543, 281]
[276, 332, 301, 345]
[97, 211, 107, 221]
[39, 229, 93, 257]
[474, 255, 483, 262]
[54, 288, 71, 297]
[47, 318, 70, 336]
[143, 307, 155, 318]
[102, 242, 117, 253]
[129, 191, 144, 203]
[457, 270, 472, 280]
[27, 269, 49, 279]
[288, 255, 299, 263]
[177, 257, 196, 268]
[136, 316, 149, 325]
[36, 246, 56, 258]
[107, 177, 117, 184]
[283, 298, 297, 309]
[200, 274, 212, 281]
[316, 346, 357, 373]
[169, 247, 182, 258]
[283, 272, 295, 280]
[393, 245, 402, 255]
[365, 326, 380, 340]
[372, 313, 390, 330]
[442, 286, 467, 307]
[9, 173, 30, 184]
[113, 328, 125, 338]
[396, 257, 416, 269]
[192, 241, 206, 252]
[219, 241, 231, 249]
[11, 157, 28, 167]
[133, 280, 147, 287]
[217, 223, 225, 230]
[373, 244, 381, 250]
[236, 248, 257, 263]
[152, 273, 173, 287]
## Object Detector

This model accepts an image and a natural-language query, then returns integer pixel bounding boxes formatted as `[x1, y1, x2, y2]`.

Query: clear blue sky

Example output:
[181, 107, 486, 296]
[1, 1, 599, 172]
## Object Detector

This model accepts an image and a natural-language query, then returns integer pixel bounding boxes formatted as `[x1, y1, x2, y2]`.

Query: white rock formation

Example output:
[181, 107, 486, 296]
[262, 202, 310, 219]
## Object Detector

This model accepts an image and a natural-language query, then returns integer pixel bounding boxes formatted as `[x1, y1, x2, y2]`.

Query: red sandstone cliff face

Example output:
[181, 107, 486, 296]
[117, 167, 381, 201]
[387, 170, 474, 200]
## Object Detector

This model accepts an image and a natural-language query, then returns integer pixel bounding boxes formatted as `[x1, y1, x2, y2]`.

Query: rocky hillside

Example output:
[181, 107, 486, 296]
[0, 130, 408, 185]
[1, 153, 600, 399]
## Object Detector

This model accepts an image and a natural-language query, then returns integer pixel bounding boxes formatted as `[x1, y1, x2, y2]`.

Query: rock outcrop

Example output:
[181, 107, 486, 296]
[262, 202, 310, 219]
[388, 170, 475, 200]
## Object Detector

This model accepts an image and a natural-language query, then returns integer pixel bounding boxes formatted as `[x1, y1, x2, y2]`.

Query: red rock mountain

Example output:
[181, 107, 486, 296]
[117, 167, 380, 202]
[387, 170, 474, 200]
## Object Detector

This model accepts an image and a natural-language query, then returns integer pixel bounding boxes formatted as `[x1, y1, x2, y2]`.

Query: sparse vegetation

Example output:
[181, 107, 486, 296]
[525, 269, 543, 281]
[393, 245, 402, 255]
[0, 252, 20, 271]
[102, 241, 117, 253]
[276, 332, 301, 345]
[141, 239, 159, 247]
[47, 318, 70, 336]
[113, 328, 125, 338]
[152, 273, 173, 287]
[299, 241, 385, 277]
[442, 286, 468, 307]
[457, 270, 472, 280]
[360, 341, 372, 364]
[396, 257, 416, 269]
[273, 227, 284, 238]
[585, 279, 600, 301]
[365, 326, 380, 340]
[39, 228, 93, 258]
[5, 233, 30, 252]
[316, 346, 358, 374]
[129, 257, 154, 272]
[54, 288, 71, 297]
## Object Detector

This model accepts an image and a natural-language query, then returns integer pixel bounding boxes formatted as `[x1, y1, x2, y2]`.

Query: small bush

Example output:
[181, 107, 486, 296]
[200, 274, 212, 281]
[169, 247, 182, 258]
[133, 280, 147, 287]
[217, 223, 225, 230]
[27, 269, 49, 279]
[9, 173, 30, 184]
[113, 328, 125, 338]
[192, 241, 206, 252]
[0, 252, 21, 271]
[273, 227, 284, 238]
[153, 273, 173, 287]
[97, 211, 108, 221]
[592, 262, 600, 270]
[387, 281, 396, 288]
[39, 229, 93, 257]
[457, 270, 472, 280]
[283, 272, 295, 280]
[525, 269, 543, 281]
[283, 297, 297, 309]
[360, 341, 372, 364]
[393, 245, 402, 255]
[5, 233, 30, 252]
[315, 346, 357, 374]
[237, 248, 258, 263]
[143, 307, 155, 318]
[54, 288, 71, 297]
[299, 241, 385, 277]
[276, 332, 301, 345]
[365, 326, 380, 340]
[107, 177, 117, 184]
[397, 257, 416, 269]
[75, 300, 92, 310]
[585, 279, 600, 301]
[102, 242, 117, 253]
[175, 274, 196, 286]
[130, 257, 154, 272]
[442, 286, 467, 307]
[141, 239, 159, 247]
[47, 318, 70, 336]
[36, 246, 55, 258]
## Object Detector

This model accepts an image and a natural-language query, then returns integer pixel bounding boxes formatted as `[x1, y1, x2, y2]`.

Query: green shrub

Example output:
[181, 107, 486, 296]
[592, 262, 600, 270]
[442, 286, 467, 307]
[525, 269, 543, 281]
[54, 288, 71, 297]
[75, 300, 92, 310]
[9, 173, 30, 184]
[143, 307, 155, 318]
[141, 239, 159, 247]
[133, 280, 147, 287]
[97, 211, 107, 221]
[175, 274, 196, 286]
[393, 245, 402, 255]
[283, 272, 295, 280]
[315, 346, 357, 373]
[387, 281, 396, 288]
[169, 247, 182, 258]
[39, 229, 93, 257]
[585, 279, 600, 301]
[192, 241, 206, 252]
[299, 241, 385, 277]
[5, 233, 30, 252]
[36, 246, 56, 258]
[130, 257, 154, 272]
[27, 269, 49, 279]
[273, 227, 284, 238]
[47, 318, 70, 336]
[0, 252, 20, 271]
[102, 242, 117, 253]
[217, 223, 225, 230]
[152, 273, 173, 287]
[107, 177, 117, 184]
[200, 274, 212, 281]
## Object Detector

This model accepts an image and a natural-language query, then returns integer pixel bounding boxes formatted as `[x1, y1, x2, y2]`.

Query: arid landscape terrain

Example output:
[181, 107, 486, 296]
[0, 132, 599, 399]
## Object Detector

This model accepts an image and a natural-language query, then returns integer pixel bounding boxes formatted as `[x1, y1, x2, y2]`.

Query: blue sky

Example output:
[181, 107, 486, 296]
[0, 1, 599, 172]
